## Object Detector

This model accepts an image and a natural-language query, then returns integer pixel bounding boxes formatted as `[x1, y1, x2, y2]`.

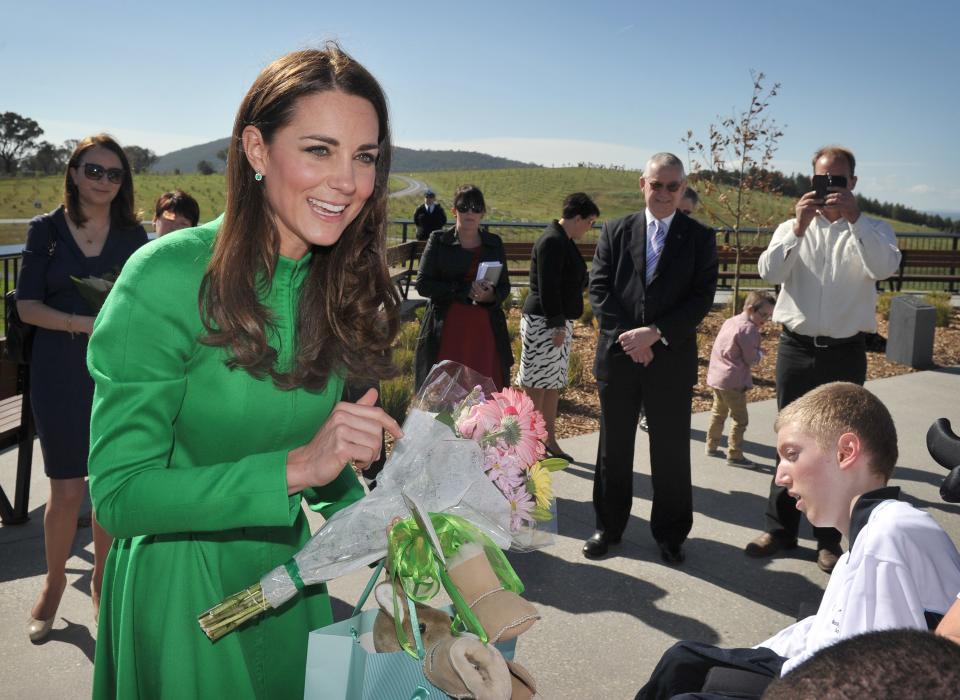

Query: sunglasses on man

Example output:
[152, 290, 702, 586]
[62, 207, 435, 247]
[82, 162, 125, 185]
[455, 203, 484, 214]
[647, 180, 684, 193]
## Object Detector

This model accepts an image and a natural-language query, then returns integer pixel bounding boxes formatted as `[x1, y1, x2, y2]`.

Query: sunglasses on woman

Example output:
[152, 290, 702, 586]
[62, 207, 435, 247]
[455, 203, 484, 213]
[82, 162, 125, 184]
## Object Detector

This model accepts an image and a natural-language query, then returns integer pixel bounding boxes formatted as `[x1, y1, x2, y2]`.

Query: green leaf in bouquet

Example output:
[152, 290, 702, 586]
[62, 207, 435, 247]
[434, 410, 455, 429]
[530, 505, 553, 522]
[70, 274, 116, 312]
[540, 457, 569, 472]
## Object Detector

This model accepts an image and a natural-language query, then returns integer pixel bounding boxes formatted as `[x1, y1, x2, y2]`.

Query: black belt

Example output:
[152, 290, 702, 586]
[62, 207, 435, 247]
[782, 326, 864, 349]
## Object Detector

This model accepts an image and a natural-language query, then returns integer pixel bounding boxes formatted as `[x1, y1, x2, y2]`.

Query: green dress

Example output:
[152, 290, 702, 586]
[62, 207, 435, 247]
[87, 217, 364, 699]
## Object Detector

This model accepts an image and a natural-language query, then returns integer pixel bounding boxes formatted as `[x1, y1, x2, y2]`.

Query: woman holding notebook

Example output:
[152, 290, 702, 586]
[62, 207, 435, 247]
[414, 184, 512, 390]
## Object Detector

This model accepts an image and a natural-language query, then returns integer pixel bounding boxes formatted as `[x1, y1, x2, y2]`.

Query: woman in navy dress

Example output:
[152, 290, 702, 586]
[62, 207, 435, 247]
[17, 134, 147, 641]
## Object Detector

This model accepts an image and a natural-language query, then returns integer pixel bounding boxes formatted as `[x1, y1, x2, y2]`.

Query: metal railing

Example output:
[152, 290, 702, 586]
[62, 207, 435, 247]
[0, 221, 957, 309]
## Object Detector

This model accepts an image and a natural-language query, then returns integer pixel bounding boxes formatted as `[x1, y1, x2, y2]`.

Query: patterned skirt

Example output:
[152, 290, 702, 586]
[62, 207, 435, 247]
[515, 314, 574, 389]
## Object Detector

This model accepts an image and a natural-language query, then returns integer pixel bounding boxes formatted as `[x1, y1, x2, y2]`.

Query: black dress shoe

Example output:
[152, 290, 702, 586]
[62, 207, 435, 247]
[582, 531, 620, 559]
[543, 443, 575, 463]
[658, 541, 685, 565]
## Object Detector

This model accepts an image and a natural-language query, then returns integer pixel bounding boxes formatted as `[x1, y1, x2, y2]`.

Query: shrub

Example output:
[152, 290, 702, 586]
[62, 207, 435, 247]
[392, 347, 415, 375]
[925, 291, 953, 327]
[507, 317, 521, 341]
[380, 374, 414, 425]
[415, 305, 426, 321]
[877, 292, 895, 320]
[501, 289, 515, 313]
[395, 322, 419, 351]
[877, 292, 952, 327]
[515, 285, 531, 310]
[567, 350, 586, 388]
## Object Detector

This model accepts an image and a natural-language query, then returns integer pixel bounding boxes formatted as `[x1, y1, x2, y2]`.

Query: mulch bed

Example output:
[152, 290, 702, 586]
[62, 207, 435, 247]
[540, 306, 960, 440]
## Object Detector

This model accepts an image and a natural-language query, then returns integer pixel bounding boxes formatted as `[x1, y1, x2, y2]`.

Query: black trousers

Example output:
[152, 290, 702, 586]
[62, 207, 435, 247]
[636, 640, 785, 700]
[764, 332, 867, 544]
[594, 354, 694, 546]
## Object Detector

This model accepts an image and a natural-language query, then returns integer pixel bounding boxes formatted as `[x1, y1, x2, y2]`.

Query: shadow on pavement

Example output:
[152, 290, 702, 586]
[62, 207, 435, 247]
[32, 617, 96, 664]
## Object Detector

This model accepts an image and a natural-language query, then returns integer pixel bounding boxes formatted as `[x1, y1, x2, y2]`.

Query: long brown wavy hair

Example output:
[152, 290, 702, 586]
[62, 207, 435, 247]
[200, 43, 401, 391]
[64, 134, 140, 229]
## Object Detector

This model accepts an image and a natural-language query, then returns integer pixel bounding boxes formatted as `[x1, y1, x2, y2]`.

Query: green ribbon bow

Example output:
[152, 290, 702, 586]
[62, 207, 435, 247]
[386, 513, 524, 657]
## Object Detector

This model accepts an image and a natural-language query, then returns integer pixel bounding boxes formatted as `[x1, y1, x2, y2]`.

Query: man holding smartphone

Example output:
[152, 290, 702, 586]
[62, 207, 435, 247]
[745, 146, 901, 573]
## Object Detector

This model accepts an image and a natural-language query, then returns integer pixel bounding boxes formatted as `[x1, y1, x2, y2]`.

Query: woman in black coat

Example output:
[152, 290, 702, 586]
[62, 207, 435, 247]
[414, 185, 512, 390]
[516, 193, 598, 458]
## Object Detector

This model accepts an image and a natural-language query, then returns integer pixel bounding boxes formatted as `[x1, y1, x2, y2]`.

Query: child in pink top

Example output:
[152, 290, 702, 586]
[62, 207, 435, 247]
[705, 291, 776, 466]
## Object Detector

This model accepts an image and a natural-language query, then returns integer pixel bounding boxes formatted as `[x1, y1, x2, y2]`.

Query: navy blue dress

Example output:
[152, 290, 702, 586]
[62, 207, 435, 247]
[16, 206, 147, 479]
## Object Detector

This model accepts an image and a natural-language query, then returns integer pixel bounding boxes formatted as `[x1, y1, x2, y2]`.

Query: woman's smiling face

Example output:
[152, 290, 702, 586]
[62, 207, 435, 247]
[245, 90, 381, 259]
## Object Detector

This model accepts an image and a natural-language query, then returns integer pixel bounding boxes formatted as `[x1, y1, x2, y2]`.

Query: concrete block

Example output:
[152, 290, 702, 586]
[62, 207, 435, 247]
[886, 295, 936, 368]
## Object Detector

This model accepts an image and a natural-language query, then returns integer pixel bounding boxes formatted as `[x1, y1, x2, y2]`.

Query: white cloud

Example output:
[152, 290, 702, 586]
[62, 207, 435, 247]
[907, 184, 934, 194]
[397, 137, 653, 170]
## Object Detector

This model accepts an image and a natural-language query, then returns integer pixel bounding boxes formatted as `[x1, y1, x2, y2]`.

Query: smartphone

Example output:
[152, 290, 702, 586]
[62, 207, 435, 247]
[812, 174, 848, 201]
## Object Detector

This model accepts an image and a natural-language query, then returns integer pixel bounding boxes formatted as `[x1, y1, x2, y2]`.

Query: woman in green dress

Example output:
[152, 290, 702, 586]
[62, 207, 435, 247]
[87, 44, 403, 699]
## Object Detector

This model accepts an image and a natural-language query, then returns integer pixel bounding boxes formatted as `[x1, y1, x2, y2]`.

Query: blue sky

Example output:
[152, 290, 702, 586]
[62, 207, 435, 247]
[4, 0, 958, 214]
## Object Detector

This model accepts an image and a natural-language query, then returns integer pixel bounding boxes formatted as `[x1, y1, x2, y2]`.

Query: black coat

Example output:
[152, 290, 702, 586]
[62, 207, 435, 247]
[521, 221, 588, 327]
[413, 203, 448, 241]
[413, 226, 513, 390]
[589, 211, 718, 384]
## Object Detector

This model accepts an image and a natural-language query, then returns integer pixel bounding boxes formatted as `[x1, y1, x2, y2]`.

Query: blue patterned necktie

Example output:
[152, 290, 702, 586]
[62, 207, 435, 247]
[646, 220, 666, 286]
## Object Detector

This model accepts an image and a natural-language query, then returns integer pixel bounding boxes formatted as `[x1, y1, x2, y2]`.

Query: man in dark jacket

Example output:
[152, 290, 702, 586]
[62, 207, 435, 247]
[413, 190, 447, 241]
[586, 152, 718, 565]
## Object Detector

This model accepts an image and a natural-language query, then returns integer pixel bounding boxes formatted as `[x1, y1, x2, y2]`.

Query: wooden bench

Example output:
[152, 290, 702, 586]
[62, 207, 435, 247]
[386, 239, 769, 298]
[0, 341, 35, 525]
[890, 248, 960, 292]
[386, 239, 960, 296]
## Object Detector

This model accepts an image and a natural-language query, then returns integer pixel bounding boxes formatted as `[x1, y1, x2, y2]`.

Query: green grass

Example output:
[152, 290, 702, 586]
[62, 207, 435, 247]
[0, 168, 946, 248]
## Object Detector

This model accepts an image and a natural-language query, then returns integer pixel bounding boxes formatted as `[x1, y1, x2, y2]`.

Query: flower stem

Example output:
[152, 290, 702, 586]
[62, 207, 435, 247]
[197, 583, 271, 642]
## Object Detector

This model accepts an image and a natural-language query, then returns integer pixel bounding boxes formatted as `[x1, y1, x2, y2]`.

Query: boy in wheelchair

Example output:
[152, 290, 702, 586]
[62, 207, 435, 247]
[637, 382, 960, 700]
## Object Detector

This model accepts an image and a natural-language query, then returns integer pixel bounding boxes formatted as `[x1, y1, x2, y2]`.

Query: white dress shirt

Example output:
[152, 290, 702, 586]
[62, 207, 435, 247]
[758, 213, 901, 338]
[757, 500, 960, 676]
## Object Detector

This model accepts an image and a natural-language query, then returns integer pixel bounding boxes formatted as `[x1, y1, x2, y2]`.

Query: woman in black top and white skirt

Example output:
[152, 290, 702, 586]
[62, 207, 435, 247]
[516, 193, 598, 459]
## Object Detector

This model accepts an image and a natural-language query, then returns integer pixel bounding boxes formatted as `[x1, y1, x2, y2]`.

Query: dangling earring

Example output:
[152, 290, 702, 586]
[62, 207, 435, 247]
[254, 171, 263, 182]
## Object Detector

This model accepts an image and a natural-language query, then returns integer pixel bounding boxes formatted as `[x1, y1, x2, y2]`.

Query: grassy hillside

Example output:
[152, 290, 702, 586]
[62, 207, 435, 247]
[0, 168, 944, 246]
[401, 167, 942, 236]
[150, 141, 536, 175]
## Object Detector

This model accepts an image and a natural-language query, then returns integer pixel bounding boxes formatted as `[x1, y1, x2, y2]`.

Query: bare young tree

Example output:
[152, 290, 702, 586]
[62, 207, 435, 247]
[683, 71, 785, 314]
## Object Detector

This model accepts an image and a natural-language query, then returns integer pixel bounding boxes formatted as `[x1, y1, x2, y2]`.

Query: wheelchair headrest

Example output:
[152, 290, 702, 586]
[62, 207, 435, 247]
[926, 418, 960, 503]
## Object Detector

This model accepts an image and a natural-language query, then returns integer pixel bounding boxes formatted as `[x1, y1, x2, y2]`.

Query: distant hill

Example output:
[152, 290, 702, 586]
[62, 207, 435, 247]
[152, 138, 231, 174]
[151, 140, 538, 174]
[392, 148, 538, 171]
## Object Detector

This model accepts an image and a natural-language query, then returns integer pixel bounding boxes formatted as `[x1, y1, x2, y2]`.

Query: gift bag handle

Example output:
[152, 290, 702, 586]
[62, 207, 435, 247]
[351, 559, 386, 618]
[349, 559, 427, 660]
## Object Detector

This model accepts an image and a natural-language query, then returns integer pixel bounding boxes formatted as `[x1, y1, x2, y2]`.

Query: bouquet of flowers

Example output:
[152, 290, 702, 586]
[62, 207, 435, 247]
[198, 361, 565, 641]
[70, 272, 118, 312]
[451, 382, 566, 550]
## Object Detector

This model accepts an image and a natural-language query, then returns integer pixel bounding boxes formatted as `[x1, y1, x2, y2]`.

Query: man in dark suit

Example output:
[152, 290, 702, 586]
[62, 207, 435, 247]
[413, 189, 447, 241]
[586, 152, 718, 564]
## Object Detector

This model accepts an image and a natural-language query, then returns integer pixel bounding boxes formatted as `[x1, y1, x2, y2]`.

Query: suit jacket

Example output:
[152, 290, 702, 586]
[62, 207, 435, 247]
[521, 221, 588, 327]
[413, 203, 448, 241]
[589, 211, 718, 384]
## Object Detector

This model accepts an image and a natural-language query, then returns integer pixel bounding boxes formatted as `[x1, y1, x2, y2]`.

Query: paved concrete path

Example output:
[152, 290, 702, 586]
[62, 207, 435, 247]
[2, 369, 959, 698]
